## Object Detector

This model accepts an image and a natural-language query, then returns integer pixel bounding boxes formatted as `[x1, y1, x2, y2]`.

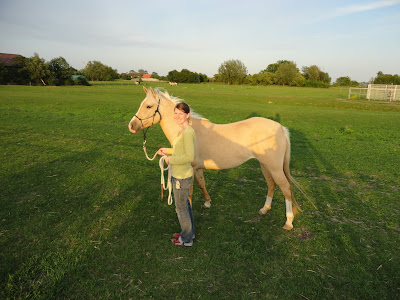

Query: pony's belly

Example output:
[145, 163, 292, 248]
[203, 155, 254, 170]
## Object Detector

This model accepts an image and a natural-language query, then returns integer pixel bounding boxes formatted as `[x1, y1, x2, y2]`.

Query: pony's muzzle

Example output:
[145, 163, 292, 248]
[129, 121, 140, 134]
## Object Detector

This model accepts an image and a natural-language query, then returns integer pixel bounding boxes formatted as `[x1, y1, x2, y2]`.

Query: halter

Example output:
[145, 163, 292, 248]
[134, 97, 162, 159]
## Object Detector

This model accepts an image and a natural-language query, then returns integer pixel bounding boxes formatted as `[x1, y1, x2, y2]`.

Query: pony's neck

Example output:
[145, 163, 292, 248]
[159, 99, 180, 144]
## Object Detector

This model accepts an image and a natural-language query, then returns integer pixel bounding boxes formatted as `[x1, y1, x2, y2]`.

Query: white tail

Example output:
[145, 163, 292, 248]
[282, 126, 317, 211]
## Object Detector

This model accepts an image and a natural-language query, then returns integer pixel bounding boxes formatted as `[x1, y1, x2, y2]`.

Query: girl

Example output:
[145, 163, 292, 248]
[157, 102, 196, 246]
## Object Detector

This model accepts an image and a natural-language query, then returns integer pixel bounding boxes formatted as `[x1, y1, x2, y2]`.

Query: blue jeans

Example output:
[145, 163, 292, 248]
[172, 176, 195, 243]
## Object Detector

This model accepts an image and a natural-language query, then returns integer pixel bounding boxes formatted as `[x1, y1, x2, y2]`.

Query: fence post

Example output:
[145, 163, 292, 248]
[367, 84, 371, 100]
[385, 85, 388, 101]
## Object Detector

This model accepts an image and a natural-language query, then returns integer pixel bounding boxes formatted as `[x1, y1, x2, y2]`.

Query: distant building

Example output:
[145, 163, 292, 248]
[121, 72, 159, 82]
[0, 53, 24, 67]
[122, 72, 144, 79]
[0, 53, 27, 85]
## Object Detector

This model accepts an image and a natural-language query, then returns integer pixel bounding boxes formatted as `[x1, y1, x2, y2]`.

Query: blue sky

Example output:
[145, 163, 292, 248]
[1, 0, 399, 82]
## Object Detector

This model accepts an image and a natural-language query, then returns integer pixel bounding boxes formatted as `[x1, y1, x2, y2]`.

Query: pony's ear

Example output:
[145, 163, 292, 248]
[143, 86, 149, 94]
[150, 87, 157, 99]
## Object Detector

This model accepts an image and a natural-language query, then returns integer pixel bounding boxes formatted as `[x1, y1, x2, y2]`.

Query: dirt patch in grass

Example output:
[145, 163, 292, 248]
[297, 229, 315, 240]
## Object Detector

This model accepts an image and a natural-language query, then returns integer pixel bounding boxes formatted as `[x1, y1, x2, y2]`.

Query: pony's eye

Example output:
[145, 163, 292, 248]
[147, 105, 153, 109]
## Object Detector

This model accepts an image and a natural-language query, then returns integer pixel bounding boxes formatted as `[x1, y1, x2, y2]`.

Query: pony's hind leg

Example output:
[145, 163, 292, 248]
[194, 168, 211, 208]
[270, 169, 296, 230]
[259, 164, 276, 215]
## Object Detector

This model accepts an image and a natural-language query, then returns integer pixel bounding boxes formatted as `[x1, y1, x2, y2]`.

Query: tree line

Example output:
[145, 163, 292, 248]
[0, 53, 91, 86]
[0, 53, 121, 86]
[216, 59, 400, 87]
[1, 53, 399, 87]
[215, 59, 331, 87]
[167, 69, 208, 83]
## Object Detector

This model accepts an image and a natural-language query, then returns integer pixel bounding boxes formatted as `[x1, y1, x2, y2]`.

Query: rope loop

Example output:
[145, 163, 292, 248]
[159, 156, 173, 205]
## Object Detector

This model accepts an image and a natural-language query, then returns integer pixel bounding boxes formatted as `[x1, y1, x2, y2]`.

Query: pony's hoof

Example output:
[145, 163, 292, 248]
[258, 206, 271, 215]
[283, 223, 293, 230]
[203, 201, 211, 208]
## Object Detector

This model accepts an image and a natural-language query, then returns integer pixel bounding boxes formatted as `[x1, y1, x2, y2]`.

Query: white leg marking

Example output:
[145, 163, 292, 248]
[283, 199, 294, 230]
[203, 200, 211, 208]
[259, 196, 273, 215]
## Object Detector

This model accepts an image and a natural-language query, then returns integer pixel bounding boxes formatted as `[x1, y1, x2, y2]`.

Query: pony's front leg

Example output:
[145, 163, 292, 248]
[194, 168, 211, 208]
[259, 196, 273, 215]
[259, 164, 275, 214]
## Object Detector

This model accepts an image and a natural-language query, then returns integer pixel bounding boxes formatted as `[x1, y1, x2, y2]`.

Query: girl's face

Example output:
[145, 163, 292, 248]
[174, 108, 189, 126]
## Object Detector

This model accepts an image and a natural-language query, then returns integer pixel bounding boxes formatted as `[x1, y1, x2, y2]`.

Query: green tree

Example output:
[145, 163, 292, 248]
[245, 72, 276, 85]
[167, 70, 179, 82]
[48, 57, 75, 85]
[167, 69, 205, 83]
[82, 61, 118, 81]
[319, 71, 331, 84]
[373, 72, 400, 84]
[350, 80, 359, 87]
[121, 73, 131, 80]
[292, 73, 306, 87]
[25, 53, 50, 85]
[302, 65, 331, 84]
[275, 61, 299, 86]
[199, 73, 208, 83]
[335, 76, 352, 86]
[179, 69, 191, 82]
[302, 65, 320, 81]
[394, 75, 400, 85]
[218, 59, 247, 85]
[212, 73, 222, 83]
[261, 60, 291, 73]
[151, 72, 160, 79]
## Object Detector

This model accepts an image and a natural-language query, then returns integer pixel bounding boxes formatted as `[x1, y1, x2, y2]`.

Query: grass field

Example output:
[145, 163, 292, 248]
[1, 83, 399, 299]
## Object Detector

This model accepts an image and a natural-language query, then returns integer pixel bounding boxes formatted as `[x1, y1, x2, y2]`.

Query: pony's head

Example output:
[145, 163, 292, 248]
[129, 86, 162, 133]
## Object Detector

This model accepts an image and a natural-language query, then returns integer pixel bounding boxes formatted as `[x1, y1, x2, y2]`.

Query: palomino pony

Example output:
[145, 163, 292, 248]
[129, 87, 301, 230]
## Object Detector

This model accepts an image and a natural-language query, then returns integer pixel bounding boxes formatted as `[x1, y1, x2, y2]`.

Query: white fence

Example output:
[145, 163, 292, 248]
[348, 87, 368, 100]
[348, 84, 399, 101]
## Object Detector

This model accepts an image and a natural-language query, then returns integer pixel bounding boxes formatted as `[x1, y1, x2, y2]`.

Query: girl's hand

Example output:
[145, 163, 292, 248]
[157, 148, 167, 155]
[164, 156, 170, 164]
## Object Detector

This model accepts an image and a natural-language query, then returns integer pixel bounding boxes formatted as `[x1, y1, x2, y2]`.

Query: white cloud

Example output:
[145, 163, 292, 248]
[335, 0, 400, 16]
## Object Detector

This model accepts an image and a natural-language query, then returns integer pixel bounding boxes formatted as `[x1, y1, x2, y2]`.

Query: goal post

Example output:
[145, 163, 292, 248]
[366, 84, 399, 101]
[348, 84, 399, 101]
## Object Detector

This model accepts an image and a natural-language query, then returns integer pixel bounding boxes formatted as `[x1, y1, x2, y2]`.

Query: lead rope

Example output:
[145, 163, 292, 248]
[143, 142, 173, 205]
[142, 140, 158, 161]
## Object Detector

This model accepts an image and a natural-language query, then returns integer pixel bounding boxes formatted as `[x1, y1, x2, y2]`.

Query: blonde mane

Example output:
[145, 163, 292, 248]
[154, 87, 206, 120]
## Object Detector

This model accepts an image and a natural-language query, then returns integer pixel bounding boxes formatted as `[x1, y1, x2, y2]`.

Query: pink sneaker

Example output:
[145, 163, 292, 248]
[172, 233, 195, 239]
[171, 236, 193, 247]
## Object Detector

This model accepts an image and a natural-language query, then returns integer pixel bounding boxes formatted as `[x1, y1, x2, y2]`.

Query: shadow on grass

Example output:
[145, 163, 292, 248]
[286, 128, 398, 298]
[0, 142, 162, 298]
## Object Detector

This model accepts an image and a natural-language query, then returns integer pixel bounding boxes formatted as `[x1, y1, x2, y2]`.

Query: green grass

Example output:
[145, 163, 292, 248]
[1, 83, 399, 299]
